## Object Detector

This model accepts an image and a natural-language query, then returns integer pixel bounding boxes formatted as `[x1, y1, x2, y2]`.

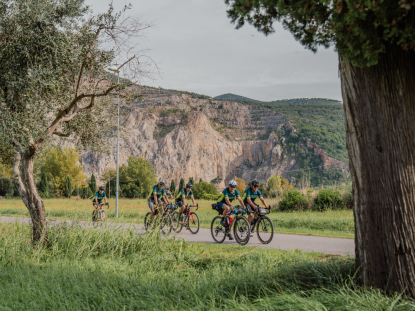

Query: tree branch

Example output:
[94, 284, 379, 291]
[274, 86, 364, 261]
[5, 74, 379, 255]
[53, 130, 71, 137]
[11, 140, 27, 202]
[76, 25, 104, 96]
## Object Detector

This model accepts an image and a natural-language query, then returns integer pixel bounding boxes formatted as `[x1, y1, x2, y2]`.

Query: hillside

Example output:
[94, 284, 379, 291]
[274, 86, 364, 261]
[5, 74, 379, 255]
[214, 93, 263, 103]
[80, 86, 349, 188]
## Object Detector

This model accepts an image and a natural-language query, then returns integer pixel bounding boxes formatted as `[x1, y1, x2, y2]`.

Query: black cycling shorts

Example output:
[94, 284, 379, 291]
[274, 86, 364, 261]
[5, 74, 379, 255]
[175, 199, 184, 207]
[245, 202, 259, 214]
[92, 199, 102, 206]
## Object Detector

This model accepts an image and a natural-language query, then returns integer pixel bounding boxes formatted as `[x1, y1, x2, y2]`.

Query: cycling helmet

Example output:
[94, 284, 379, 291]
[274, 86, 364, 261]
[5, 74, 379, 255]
[228, 179, 237, 187]
[186, 183, 193, 188]
[165, 184, 170, 190]
[158, 179, 165, 184]
[99, 186, 105, 191]
[251, 180, 260, 187]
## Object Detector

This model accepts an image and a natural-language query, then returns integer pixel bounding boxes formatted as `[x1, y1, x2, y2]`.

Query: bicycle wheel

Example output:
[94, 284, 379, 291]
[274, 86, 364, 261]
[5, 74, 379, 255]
[256, 216, 274, 244]
[144, 212, 152, 231]
[169, 212, 179, 232]
[100, 210, 107, 225]
[210, 216, 226, 243]
[160, 213, 172, 235]
[187, 212, 200, 234]
[233, 216, 250, 246]
[174, 213, 185, 233]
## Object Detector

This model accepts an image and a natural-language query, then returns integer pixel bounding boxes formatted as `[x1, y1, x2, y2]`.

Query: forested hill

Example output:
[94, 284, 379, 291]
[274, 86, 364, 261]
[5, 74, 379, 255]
[214, 93, 341, 105]
[214, 93, 263, 102]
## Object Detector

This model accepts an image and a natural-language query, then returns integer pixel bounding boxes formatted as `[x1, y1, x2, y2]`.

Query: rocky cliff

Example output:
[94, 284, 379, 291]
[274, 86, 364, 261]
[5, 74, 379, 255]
[80, 87, 348, 187]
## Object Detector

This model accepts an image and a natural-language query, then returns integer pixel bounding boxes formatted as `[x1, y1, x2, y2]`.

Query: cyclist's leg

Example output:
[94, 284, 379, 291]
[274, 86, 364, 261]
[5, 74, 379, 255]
[246, 202, 254, 224]
[148, 199, 156, 221]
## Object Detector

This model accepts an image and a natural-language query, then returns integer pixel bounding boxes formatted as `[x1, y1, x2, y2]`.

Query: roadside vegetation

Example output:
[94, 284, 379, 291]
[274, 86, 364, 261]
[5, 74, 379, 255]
[1, 222, 413, 310]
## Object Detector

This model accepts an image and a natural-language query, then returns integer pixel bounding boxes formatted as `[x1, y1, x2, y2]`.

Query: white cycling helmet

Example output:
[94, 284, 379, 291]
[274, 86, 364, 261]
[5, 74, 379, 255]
[165, 184, 170, 189]
[158, 179, 165, 184]
[228, 179, 237, 187]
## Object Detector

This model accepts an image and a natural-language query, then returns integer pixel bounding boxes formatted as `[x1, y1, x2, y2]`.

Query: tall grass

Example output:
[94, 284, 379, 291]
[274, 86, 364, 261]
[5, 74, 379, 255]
[0, 223, 413, 310]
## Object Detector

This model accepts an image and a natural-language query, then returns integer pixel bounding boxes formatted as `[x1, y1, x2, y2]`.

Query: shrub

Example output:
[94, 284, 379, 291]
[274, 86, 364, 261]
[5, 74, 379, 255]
[0, 176, 13, 196]
[343, 191, 353, 209]
[201, 192, 219, 201]
[121, 183, 140, 199]
[192, 181, 218, 200]
[80, 187, 93, 199]
[313, 189, 344, 211]
[279, 190, 308, 211]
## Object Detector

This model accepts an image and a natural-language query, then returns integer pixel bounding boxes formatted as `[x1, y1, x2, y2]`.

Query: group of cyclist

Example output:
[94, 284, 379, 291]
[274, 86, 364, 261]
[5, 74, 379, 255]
[92, 177, 270, 240]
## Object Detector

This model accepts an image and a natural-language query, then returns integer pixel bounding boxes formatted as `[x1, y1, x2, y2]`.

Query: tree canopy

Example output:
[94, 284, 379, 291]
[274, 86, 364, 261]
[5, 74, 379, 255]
[226, 0, 415, 67]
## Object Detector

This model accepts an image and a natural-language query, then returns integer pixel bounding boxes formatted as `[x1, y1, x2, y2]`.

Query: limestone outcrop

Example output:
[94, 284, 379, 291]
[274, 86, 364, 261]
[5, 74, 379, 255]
[80, 87, 348, 186]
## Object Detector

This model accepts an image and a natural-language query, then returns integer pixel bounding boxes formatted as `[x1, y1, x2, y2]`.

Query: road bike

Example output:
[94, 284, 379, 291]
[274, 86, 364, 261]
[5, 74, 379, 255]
[173, 204, 200, 234]
[144, 202, 172, 235]
[251, 207, 274, 244]
[92, 203, 109, 228]
[210, 204, 250, 245]
[166, 203, 179, 232]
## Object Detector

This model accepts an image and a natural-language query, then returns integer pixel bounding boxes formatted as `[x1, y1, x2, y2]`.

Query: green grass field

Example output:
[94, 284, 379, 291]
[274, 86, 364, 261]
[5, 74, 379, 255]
[0, 198, 354, 238]
[0, 222, 413, 310]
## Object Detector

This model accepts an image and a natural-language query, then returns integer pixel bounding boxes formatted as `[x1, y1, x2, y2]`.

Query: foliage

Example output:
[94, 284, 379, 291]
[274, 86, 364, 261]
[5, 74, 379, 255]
[89, 174, 97, 194]
[226, 0, 415, 67]
[41, 147, 87, 196]
[235, 177, 246, 194]
[188, 177, 194, 185]
[268, 175, 292, 194]
[153, 124, 175, 140]
[170, 180, 176, 195]
[119, 156, 157, 197]
[313, 189, 344, 211]
[38, 172, 49, 198]
[64, 177, 72, 199]
[279, 190, 308, 211]
[0, 176, 13, 197]
[80, 187, 93, 200]
[179, 178, 185, 192]
[101, 169, 116, 184]
[120, 183, 140, 199]
[192, 181, 219, 200]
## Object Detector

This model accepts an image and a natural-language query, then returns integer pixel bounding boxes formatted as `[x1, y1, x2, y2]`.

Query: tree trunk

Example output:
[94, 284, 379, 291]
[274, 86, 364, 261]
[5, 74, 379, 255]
[340, 44, 415, 297]
[13, 146, 47, 243]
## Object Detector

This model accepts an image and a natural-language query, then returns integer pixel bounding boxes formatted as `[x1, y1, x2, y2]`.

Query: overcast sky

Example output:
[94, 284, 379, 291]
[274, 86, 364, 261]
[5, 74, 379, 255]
[86, 0, 342, 101]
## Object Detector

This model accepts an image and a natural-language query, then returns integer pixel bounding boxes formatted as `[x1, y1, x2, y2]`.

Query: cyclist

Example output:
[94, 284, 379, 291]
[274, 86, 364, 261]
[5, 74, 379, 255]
[216, 179, 246, 240]
[92, 186, 107, 220]
[242, 179, 270, 230]
[176, 183, 196, 216]
[147, 179, 170, 221]
[165, 184, 174, 200]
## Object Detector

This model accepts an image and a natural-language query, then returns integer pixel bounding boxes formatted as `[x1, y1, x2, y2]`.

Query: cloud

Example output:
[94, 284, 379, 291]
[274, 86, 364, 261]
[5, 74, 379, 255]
[86, 0, 341, 101]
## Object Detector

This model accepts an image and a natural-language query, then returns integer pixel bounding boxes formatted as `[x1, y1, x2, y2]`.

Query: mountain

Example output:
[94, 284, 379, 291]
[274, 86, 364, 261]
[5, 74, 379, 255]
[214, 93, 263, 103]
[80, 87, 349, 188]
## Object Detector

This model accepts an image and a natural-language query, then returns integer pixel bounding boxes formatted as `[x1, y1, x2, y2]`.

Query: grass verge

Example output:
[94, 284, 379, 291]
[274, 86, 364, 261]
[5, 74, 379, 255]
[0, 222, 413, 310]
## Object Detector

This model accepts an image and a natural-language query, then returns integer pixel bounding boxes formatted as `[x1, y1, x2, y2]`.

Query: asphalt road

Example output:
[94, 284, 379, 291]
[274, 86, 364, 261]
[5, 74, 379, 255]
[0, 216, 355, 257]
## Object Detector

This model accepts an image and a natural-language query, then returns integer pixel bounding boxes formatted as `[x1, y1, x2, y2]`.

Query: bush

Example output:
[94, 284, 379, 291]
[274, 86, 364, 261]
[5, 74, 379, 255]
[342, 191, 353, 209]
[279, 190, 308, 211]
[313, 189, 344, 211]
[80, 187, 93, 199]
[121, 183, 140, 199]
[192, 181, 218, 199]
[201, 192, 219, 201]
[0, 176, 13, 196]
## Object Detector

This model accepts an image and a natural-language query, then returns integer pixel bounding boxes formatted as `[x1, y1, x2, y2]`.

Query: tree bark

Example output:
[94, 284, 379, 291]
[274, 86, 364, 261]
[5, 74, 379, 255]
[340, 44, 415, 297]
[13, 145, 47, 243]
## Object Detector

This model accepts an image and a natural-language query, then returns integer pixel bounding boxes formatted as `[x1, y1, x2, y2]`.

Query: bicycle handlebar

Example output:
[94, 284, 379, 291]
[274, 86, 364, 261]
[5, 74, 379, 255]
[188, 204, 199, 211]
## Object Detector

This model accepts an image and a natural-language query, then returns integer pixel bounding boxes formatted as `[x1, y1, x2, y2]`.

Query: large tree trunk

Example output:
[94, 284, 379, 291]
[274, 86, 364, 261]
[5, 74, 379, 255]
[340, 44, 415, 297]
[13, 146, 47, 243]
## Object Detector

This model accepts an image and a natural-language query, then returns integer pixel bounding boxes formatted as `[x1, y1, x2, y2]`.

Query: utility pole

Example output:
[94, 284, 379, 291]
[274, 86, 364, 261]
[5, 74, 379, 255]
[109, 66, 120, 218]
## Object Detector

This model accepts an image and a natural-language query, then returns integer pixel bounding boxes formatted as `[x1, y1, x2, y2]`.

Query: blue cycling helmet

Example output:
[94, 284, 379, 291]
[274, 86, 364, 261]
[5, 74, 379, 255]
[186, 183, 193, 188]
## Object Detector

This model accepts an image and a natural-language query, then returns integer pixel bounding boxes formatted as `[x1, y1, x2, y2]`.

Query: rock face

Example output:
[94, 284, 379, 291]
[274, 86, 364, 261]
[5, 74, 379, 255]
[80, 87, 348, 186]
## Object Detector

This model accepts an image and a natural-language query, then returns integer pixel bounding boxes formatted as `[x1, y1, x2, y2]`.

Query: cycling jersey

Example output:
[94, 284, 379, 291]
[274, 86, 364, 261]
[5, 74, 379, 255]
[217, 187, 240, 204]
[242, 187, 263, 204]
[148, 185, 166, 201]
[176, 189, 194, 201]
[92, 191, 106, 202]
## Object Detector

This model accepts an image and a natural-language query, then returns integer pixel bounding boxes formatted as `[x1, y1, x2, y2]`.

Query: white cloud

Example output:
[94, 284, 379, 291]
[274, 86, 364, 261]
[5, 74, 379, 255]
[86, 0, 341, 101]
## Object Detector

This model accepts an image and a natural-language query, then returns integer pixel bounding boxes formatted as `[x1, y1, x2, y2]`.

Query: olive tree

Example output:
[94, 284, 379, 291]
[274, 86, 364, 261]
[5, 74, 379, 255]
[0, 0, 154, 242]
[225, 0, 415, 296]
